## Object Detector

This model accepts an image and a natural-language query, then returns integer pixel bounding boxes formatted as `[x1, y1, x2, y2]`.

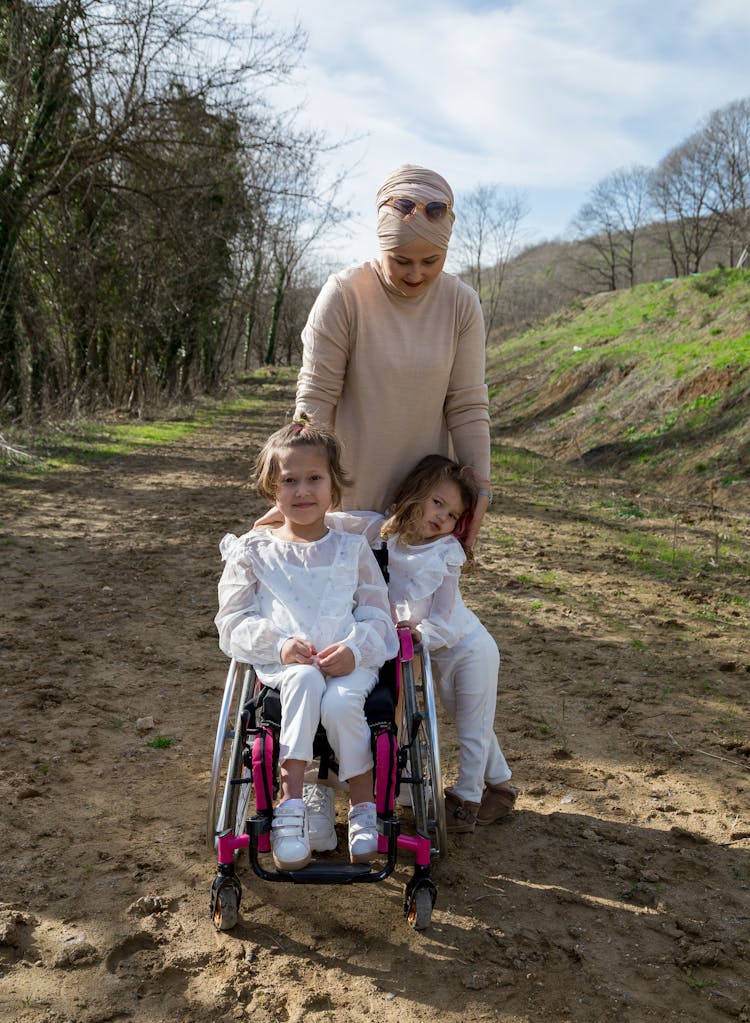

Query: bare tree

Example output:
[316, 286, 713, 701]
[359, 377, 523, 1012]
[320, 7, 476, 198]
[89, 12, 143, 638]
[700, 97, 750, 266]
[452, 184, 528, 341]
[472, 93, 750, 336]
[570, 164, 652, 290]
[650, 132, 722, 276]
[0, 1, 83, 414]
[0, 0, 316, 417]
[262, 145, 350, 366]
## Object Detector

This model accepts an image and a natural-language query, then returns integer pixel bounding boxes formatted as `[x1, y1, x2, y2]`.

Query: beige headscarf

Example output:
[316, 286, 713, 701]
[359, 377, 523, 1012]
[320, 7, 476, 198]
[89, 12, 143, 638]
[375, 164, 456, 251]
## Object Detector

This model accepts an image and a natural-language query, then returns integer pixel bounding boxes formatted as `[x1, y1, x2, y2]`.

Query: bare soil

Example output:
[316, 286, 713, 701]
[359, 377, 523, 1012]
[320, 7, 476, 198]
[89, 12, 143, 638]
[1, 379, 749, 1023]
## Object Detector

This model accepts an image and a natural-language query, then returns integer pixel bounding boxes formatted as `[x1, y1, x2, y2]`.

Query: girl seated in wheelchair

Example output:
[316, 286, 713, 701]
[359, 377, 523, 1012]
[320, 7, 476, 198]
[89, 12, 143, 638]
[214, 418, 398, 871]
[329, 454, 517, 835]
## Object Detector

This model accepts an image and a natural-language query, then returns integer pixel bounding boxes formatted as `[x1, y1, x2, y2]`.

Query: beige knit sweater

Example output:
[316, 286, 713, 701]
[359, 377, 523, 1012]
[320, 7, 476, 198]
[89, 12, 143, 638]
[296, 260, 491, 512]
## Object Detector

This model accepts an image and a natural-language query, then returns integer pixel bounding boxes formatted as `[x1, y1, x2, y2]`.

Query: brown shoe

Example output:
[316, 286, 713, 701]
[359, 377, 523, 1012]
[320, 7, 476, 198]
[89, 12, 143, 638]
[445, 788, 480, 834]
[476, 783, 518, 825]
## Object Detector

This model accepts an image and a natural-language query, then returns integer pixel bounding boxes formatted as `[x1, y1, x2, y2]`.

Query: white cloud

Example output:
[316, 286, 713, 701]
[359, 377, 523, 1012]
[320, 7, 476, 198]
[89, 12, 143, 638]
[238, 1, 750, 260]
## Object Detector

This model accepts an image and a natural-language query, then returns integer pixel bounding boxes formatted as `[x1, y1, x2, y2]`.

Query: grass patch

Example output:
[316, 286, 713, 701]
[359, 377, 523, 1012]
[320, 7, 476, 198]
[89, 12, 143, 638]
[516, 570, 560, 591]
[617, 504, 646, 520]
[492, 446, 549, 482]
[0, 392, 264, 481]
[146, 735, 174, 749]
[682, 972, 716, 991]
[620, 530, 705, 577]
[486, 269, 750, 487]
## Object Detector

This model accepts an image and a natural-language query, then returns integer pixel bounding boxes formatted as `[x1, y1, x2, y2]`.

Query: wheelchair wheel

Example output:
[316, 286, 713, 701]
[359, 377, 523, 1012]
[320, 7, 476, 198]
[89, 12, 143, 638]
[406, 887, 434, 931]
[211, 874, 241, 931]
[206, 659, 255, 851]
[401, 647, 448, 860]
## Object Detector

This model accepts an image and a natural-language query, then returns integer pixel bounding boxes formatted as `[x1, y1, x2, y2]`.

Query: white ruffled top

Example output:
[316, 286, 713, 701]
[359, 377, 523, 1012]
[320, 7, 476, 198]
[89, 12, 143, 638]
[326, 512, 480, 651]
[214, 528, 398, 686]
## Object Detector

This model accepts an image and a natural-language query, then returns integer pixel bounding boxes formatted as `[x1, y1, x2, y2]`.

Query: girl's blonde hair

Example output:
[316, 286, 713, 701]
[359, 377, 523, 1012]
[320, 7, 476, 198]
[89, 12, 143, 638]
[381, 454, 478, 565]
[253, 415, 352, 508]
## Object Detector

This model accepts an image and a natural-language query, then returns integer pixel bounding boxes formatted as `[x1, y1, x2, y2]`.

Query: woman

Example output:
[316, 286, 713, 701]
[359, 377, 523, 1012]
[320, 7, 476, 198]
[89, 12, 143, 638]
[295, 164, 493, 547]
[292, 165, 515, 845]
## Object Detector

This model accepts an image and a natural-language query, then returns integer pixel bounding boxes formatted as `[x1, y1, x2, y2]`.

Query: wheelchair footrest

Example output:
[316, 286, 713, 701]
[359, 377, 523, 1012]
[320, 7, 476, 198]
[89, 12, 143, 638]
[281, 861, 373, 881]
[248, 855, 395, 885]
[247, 814, 401, 885]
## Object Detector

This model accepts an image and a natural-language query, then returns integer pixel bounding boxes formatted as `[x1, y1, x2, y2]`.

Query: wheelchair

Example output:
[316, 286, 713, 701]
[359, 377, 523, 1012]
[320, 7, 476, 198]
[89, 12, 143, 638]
[206, 625, 447, 931]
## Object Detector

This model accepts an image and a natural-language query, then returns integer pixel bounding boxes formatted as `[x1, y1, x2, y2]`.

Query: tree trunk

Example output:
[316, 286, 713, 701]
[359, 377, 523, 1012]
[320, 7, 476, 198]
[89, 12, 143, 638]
[264, 267, 287, 366]
[0, 224, 23, 415]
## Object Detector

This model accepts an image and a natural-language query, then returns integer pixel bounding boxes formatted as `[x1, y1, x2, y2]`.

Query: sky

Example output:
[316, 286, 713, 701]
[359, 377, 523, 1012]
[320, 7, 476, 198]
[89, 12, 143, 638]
[235, 0, 750, 268]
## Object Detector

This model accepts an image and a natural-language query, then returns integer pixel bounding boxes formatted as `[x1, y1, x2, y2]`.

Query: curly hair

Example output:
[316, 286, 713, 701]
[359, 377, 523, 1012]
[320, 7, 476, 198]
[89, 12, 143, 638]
[253, 415, 352, 508]
[381, 454, 478, 567]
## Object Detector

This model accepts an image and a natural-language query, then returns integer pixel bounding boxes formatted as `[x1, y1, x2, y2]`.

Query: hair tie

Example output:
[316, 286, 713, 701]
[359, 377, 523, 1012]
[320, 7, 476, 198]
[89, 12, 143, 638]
[290, 412, 310, 434]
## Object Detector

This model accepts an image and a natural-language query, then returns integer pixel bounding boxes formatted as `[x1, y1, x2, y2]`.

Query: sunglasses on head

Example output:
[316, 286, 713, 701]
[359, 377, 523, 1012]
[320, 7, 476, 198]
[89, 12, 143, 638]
[379, 196, 452, 221]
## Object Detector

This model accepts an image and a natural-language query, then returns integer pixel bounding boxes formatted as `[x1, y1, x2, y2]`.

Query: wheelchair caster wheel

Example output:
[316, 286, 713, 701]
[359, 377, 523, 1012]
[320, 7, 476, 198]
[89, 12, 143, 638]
[211, 874, 242, 931]
[406, 887, 433, 930]
[213, 886, 239, 930]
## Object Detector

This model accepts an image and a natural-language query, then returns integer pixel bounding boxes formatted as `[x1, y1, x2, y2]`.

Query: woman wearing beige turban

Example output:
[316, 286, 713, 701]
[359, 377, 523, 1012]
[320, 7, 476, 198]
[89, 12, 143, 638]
[295, 165, 493, 543]
[292, 166, 516, 843]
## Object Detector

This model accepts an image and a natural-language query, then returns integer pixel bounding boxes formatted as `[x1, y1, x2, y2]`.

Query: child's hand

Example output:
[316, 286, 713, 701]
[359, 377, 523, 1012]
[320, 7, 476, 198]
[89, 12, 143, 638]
[396, 620, 421, 644]
[280, 637, 318, 665]
[316, 642, 355, 677]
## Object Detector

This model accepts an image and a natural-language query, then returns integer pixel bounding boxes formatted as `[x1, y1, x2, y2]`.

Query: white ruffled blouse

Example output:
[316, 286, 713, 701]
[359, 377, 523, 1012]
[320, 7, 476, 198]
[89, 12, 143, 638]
[214, 528, 398, 686]
[327, 512, 480, 652]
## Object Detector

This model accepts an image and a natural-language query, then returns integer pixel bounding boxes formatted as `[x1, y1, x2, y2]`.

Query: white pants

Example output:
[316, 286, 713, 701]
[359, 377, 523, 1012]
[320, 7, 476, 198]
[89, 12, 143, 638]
[272, 663, 377, 782]
[431, 624, 511, 803]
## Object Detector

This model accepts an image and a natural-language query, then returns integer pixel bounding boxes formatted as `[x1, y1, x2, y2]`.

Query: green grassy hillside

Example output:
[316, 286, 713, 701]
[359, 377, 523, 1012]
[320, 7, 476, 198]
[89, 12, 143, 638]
[487, 267, 750, 507]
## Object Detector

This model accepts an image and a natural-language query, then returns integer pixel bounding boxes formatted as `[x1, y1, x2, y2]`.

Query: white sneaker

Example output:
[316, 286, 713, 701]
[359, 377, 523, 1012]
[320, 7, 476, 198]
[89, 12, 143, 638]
[348, 802, 378, 863]
[271, 801, 311, 871]
[303, 783, 338, 852]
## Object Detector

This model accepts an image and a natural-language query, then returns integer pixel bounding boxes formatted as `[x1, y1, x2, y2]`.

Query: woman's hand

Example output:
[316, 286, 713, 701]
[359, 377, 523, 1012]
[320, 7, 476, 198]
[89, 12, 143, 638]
[316, 642, 355, 677]
[253, 507, 283, 530]
[464, 492, 490, 548]
[280, 637, 317, 665]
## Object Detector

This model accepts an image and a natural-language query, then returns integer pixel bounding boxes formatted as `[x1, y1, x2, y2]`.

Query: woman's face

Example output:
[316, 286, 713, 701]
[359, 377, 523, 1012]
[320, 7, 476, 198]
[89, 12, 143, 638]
[380, 237, 447, 297]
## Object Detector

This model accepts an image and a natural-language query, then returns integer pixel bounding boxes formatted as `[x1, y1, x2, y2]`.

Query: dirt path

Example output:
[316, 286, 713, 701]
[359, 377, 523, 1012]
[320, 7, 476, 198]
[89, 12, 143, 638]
[1, 379, 749, 1023]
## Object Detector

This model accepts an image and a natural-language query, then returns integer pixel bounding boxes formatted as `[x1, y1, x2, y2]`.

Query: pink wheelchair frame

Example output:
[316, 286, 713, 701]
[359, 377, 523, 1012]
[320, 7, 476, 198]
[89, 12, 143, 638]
[207, 626, 447, 931]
